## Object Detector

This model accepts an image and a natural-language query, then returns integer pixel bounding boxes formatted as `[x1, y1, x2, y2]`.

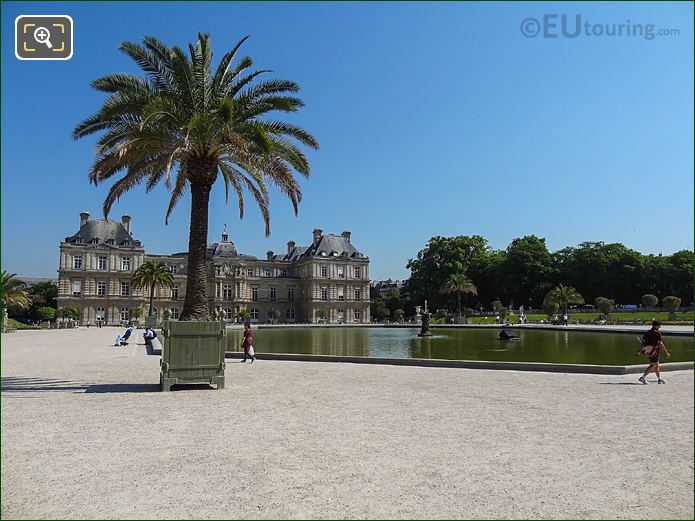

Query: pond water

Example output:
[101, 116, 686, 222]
[226, 327, 694, 365]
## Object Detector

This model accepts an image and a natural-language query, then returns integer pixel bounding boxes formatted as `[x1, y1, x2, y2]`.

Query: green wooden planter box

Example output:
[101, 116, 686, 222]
[160, 320, 226, 391]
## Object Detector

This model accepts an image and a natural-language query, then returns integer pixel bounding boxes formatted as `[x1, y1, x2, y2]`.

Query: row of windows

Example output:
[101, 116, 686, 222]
[326, 309, 362, 321]
[319, 265, 362, 278]
[73, 238, 131, 246]
[71, 281, 179, 297]
[215, 267, 290, 278]
[92, 307, 179, 322]
[92, 306, 363, 323]
[72, 255, 130, 271]
[319, 287, 362, 301]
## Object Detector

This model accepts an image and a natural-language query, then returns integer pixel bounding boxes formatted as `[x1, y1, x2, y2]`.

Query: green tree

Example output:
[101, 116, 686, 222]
[22, 282, 59, 321]
[130, 307, 144, 323]
[131, 261, 174, 316]
[594, 297, 615, 317]
[316, 308, 328, 322]
[234, 309, 250, 323]
[544, 284, 584, 314]
[74, 34, 318, 321]
[267, 309, 280, 324]
[407, 235, 489, 309]
[1, 272, 30, 320]
[542, 299, 559, 318]
[440, 273, 477, 317]
[36, 306, 56, 321]
[393, 309, 405, 322]
[641, 294, 658, 309]
[371, 299, 389, 322]
[662, 296, 682, 320]
[64, 307, 81, 320]
[501, 235, 556, 307]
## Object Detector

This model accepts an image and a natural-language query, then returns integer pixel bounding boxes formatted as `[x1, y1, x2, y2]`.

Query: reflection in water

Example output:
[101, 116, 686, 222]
[225, 327, 693, 366]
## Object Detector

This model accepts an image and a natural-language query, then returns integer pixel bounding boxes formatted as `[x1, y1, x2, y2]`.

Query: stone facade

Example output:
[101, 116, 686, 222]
[57, 213, 371, 325]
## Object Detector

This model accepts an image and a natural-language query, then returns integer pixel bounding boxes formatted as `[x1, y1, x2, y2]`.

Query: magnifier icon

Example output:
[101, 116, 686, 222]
[33, 26, 53, 49]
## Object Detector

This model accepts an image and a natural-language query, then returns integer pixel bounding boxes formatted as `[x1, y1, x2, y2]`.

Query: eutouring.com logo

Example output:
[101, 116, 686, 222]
[520, 14, 680, 41]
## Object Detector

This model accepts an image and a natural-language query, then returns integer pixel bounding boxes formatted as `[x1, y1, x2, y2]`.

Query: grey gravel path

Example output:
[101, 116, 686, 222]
[1, 328, 693, 519]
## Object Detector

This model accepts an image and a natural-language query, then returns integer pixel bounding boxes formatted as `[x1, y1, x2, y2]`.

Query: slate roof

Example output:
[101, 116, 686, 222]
[305, 234, 363, 258]
[64, 219, 141, 246]
[272, 234, 365, 261]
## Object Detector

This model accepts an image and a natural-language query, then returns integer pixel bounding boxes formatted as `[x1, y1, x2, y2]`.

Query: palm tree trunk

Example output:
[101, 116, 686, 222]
[457, 293, 461, 317]
[180, 176, 213, 321]
[148, 283, 155, 316]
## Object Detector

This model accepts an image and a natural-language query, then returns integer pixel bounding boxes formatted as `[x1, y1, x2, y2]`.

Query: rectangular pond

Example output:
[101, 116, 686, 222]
[225, 327, 693, 366]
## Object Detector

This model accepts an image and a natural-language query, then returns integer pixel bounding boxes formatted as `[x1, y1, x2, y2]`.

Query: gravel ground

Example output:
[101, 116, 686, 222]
[1, 328, 693, 520]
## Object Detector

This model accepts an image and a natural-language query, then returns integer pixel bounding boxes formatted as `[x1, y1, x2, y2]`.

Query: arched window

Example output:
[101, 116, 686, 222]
[286, 308, 295, 320]
[171, 307, 179, 320]
[223, 284, 232, 299]
[250, 308, 259, 320]
[224, 307, 233, 320]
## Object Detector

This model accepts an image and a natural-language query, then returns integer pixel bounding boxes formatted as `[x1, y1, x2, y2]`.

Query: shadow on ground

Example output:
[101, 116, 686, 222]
[85, 383, 160, 393]
[2, 377, 161, 394]
[1, 376, 87, 392]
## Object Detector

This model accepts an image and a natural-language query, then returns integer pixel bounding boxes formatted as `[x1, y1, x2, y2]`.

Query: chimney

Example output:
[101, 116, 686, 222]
[287, 241, 295, 255]
[266, 250, 274, 261]
[121, 214, 131, 234]
[79, 211, 90, 227]
[341, 230, 351, 243]
[312, 228, 323, 244]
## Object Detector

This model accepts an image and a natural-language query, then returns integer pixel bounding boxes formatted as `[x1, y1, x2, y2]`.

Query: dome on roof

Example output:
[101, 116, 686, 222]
[207, 241, 238, 257]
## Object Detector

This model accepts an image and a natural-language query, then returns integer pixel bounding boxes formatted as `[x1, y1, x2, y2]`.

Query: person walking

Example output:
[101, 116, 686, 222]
[240, 322, 256, 363]
[635, 320, 670, 384]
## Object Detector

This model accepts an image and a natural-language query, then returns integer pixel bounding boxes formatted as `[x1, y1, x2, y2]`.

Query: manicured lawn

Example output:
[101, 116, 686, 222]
[468, 311, 693, 325]
[3, 318, 40, 330]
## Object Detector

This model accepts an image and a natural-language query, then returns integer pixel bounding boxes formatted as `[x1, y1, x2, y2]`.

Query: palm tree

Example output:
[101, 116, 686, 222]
[544, 284, 584, 314]
[1, 272, 31, 322]
[131, 261, 175, 316]
[440, 273, 477, 317]
[234, 309, 250, 323]
[73, 34, 318, 321]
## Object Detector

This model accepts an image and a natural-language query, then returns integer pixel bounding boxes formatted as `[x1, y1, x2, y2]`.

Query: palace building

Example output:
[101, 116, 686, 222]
[57, 212, 371, 325]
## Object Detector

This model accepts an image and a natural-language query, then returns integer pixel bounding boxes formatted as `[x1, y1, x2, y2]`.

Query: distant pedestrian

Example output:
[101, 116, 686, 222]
[563, 314, 568, 326]
[240, 323, 256, 363]
[635, 320, 670, 384]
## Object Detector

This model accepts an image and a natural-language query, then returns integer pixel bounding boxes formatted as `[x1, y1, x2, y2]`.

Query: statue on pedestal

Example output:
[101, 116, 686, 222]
[418, 300, 433, 337]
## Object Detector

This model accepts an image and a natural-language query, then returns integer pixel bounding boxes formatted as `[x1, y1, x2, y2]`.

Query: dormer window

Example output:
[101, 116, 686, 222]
[106, 239, 114, 245]
[90, 238, 99, 244]
[74, 238, 83, 244]
[123, 240, 131, 246]
[170, 265, 177, 275]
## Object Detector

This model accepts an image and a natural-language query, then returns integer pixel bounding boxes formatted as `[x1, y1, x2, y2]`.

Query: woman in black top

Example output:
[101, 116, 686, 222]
[635, 320, 671, 384]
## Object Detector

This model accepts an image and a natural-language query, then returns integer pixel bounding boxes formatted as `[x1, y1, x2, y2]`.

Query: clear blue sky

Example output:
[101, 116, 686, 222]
[2, 1, 693, 280]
